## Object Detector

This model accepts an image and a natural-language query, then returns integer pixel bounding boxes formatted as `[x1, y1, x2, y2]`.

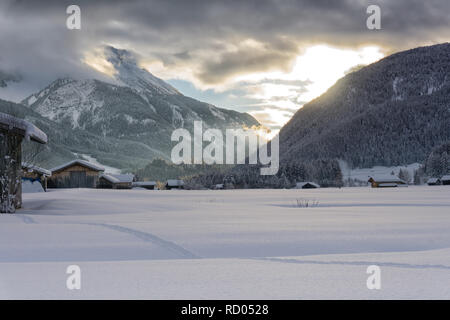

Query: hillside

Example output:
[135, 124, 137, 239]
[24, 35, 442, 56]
[279, 43, 450, 168]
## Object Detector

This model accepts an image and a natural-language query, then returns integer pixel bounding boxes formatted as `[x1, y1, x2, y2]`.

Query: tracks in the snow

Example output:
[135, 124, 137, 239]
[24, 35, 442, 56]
[85, 223, 200, 259]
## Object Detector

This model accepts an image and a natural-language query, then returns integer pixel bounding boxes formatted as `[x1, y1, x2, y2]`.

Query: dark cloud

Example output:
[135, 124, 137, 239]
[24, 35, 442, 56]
[0, 0, 449, 101]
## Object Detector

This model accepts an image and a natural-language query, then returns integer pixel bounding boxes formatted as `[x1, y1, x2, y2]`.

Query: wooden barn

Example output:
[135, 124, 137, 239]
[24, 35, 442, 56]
[0, 112, 47, 213]
[98, 174, 135, 189]
[22, 163, 51, 191]
[132, 181, 157, 190]
[48, 159, 104, 188]
[295, 182, 320, 189]
[166, 179, 184, 190]
[368, 176, 407, 188]
[442, 175, 450, 185]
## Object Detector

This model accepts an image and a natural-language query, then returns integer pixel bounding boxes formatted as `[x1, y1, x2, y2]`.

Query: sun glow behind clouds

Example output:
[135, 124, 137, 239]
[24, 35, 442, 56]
[291, 45, 384, 101]
[239, 45, 384, 104]
[236, 45, 384, 130]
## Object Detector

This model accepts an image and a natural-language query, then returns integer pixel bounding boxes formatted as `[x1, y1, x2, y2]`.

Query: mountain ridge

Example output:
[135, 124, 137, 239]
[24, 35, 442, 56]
[279, 42, 450, 168]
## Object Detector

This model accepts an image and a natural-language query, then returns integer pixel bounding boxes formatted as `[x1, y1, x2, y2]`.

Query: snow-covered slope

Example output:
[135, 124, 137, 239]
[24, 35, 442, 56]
[104, 46, 180, 96]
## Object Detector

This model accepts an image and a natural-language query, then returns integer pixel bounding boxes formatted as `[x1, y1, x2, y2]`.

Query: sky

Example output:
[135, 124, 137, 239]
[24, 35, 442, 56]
[1, 0, 450, 131]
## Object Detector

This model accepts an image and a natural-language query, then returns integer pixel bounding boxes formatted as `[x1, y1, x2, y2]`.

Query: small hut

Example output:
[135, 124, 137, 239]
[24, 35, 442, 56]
[48, 159, 104, 188]
[22, 163, 51, 191]
[427, 177, 441, 186]
[0, 112, 47, 213]
[368, 176, 407, 188]
[98, 174, 135, 189]
[132, 181, 157, 190]
[295, 182, 320, 189]
[442, 175, 450, 185]
[165, 179, 184, 190]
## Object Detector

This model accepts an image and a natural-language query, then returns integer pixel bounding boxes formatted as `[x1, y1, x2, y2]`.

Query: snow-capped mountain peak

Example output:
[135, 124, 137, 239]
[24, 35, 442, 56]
[104, 46, 180, 96]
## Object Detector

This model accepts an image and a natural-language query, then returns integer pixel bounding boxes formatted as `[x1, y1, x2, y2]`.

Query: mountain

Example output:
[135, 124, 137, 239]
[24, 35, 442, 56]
[20, 46, 258, 170]
[0, 98, 172, 171]
[279, 43, 450, 169]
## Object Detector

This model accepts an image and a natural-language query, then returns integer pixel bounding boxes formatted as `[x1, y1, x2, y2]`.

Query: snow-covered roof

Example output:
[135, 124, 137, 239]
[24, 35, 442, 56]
[22, 162, 51, 176]
[51, 159, 105, 173]
[133, 181, 156, 186]
[368, 175, 406, 183]
[101, 174, 134, 183]
[0, 112, 47, 144]
[441, 175, 450, 181]
[296, 182, 320, 188]
[427, 177, 441, 184]
[167, 179, 184, 187]
[100, 174, 120, 183]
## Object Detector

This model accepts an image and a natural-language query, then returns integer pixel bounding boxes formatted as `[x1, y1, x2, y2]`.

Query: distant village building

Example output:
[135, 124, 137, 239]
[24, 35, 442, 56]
[165, 179, 184, 190]
[0, 112, 47, 213]
[441, 175, 450, 185]
[368, 176, 407, 188]
[48, 159, 104, 188]
[98, 174, 135, 189]
[22, 163, 51, 191]
[132, 181, 157, 190]
[214, 183, 224, 190]
[427, 177, 441, 186]
[295, 182, 320, 189]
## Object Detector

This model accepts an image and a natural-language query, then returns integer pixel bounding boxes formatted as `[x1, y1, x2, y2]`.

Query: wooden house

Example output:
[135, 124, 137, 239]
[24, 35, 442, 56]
[165, 179, 184, 190]
[368, 176, 407, 188]
[132, 181, 157, 190]
[295, 182, 320, 189]
[442, 175, 450, 185]
[427, 177, 441, 186]
[48, 159, 104, 188]
[0, 112, 47, 213]
[22, 163, 51, 191]
[98, 174, 135, 189]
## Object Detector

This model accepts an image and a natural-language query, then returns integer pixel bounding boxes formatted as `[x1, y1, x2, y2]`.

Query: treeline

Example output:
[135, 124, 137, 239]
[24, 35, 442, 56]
[183, 159, 343, 189]
[423, 140, 450, 177]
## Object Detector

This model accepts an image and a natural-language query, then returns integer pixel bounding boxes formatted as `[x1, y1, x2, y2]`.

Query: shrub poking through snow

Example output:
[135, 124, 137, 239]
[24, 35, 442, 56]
[294, 198, 319, 208]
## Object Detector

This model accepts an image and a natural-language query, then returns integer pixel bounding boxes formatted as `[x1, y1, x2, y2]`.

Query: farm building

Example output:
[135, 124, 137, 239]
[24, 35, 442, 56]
[368, 176, 407, 188]
[166, 179, 184, 190]
[48, 159, 104, 188]
[214, 184, 224, 190]
[132, 181, 157, 190]
[427, 177, 441, 186]
[0, 112, 47, 213]
[98, 174, 135, 189]
[295, 182, 320, 189]
[22, 163, 51, 191]
[442, 175, 450, 185]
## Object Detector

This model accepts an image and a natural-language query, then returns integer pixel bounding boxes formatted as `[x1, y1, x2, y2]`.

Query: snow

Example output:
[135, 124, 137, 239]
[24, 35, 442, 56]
[51, 159, 104, 173]
[0, 186, 449, 299]
[21, 179, 44, 193]
[104, 46, 180, 96]
[0, 112, 47, 144]
[339, 161, 421, 185]
[101, 174, 134, 183]
[79, 154, 121, 174]
[31, 79, 105, 129]
[27, 95, 37, 106]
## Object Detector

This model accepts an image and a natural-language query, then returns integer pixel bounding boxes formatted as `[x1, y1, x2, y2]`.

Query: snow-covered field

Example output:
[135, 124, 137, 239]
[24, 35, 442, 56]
[1, 186, 449, 299]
